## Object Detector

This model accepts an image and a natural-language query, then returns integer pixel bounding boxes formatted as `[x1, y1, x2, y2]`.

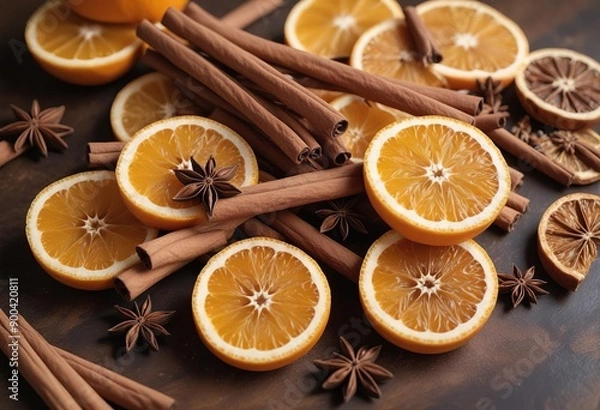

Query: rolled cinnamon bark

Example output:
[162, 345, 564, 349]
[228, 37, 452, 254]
[115, 260, 190, 302]
[184, 3, 474, 124]
[241, 217, 287, 241]
[88, 152, 120, 169]
[322, 138, 351, 166]
[163, 8, 348, 139]
[88, 141, 126, 154]
[0, 310, 79, 409]
[403, 6, 442, 64]
[509, 167, 525, 190]
[137, 21, 309, 163]
[220, 0, 284, 28]
[574, 140, 600, 171]
[56, 348, 176, 410]
[0, 140, 27, 168]
[493, 206, 522, 232]
[474, 112, 508, 132]
[506, 191, 530, 213]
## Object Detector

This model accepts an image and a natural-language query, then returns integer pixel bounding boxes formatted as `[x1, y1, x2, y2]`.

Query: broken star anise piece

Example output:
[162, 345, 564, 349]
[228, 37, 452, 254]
[0, 99, 73, 157]
[498, 265, 548, 308]
[314, 337, 393, 403]
[315, 197, 368, 241]
[172, 155, 241, 217]
[108, 295, 175, 352]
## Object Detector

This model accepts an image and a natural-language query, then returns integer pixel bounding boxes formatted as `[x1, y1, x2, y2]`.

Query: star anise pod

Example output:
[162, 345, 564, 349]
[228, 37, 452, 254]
[108, 295, 175, 352]
[498, 265, 549, 308]
[172, 156, 241, 217]
[549, 130, 577, 155]
[314, 337, 393, 403]
[315, 197, 368, 241]
[475, 77, 509, 114]
[0, 100, 73, 157]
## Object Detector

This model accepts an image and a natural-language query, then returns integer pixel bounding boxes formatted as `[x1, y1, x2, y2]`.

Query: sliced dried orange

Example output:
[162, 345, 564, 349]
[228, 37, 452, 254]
[350, 18, 447, 87]
[66, 0, 188, 24]
[110, 72, 202, 142]
[330, 93, 411, 161]
[360, 230, 498, 354]
[115, 116, 259, 231]
[515, 48, 600, 130]
[284, 0, 402, 59]
[416, 0, 529, 90]
[26, 171, 158, 290]
[192, 237, 331, 371]
[25, 0, 142, 86]
[363, 116, 511, 246]
[536, 128, 600, 185]
[538, 193, 600, 291]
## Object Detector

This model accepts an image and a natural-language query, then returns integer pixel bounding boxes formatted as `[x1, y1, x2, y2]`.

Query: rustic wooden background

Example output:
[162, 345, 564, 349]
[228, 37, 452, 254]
[1, 0, 599, 409]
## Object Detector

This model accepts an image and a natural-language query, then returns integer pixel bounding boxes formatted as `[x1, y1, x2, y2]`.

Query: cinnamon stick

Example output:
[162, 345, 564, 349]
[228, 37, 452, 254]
[56, 348, 176, 410]
[184, 3, 474, 124]
[137, 21, 309, 163]
[241, 217, 287, 241]
[163, 8, 348, 139]
[402, 6, 442, 64]
[88, 152, 120, 169]
[474, 112, 508, 132]
[220, 0, 284, 28]
[493, 206, 522, 232]
[88, 141, 126, 154]
[0, 310, 80, 409]
[322, 137, 351, 166]
[17, 315, 111, 409]
[575, 140, 600, 171]
[0, 140, 27, 167]
[509, 167, 525, 190]
[115, 260, 189, 302]
[270, 211, 362, 283]
[506, 191, 530, 213]
[487, 128, 574, 186]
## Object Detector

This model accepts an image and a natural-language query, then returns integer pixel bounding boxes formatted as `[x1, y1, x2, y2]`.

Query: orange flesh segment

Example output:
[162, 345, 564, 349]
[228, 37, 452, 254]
[204, 246, 320, 350]
[37, 178, 148, 270]
[420, 6, 518, 71]
[377, 123, 500, 221]
[372, 238, 487, 332]
[127, 124, 245, 209]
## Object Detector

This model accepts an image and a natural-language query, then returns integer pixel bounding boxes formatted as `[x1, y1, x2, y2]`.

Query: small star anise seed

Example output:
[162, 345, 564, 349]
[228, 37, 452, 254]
[314, 337, 393, 403]
[498, 265, 549, 308]
[172, 156, 241, 217]
[315, 197, 368, 241]
[108, 295, 175, 352]
[0, 100, 73, 157]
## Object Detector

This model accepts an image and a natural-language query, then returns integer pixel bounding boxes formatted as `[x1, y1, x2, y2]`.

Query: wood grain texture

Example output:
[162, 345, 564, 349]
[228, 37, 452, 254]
[0, 1, 599, 409]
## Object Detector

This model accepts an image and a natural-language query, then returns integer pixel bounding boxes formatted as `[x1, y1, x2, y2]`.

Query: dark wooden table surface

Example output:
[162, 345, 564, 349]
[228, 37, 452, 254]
[1, 1, 599, 409]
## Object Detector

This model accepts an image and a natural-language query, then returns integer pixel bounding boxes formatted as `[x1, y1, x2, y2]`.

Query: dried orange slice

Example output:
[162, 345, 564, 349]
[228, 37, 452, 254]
[110, 72, 202, 142]
[25, 0, 142, 86]
[66, 0, 188, 24]
[536, 128, 600, 185]
[330, 93, 411, 161]
[515, 48, 600, 130]
[538, 193, 600, 291]
[191, 237, 331, 371]
[284, 0, 402, 59]
[26, 171, 158, 290]
[416, 0, 529, 90]
[115, 116, 258, 230]
[350, 18, 447, 87]
[360, 230, 498, 354]
[363, 116, 511, 246]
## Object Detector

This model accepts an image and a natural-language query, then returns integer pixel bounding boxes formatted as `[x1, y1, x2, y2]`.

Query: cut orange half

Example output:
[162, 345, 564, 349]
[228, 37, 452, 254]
[330, 93, 411, 161]
[25, 171, 158, 290]
[284, 0, 402, 59]
[192, 237, 331, 371]
[66, 0, 189, 24]
[110, 72, 203, 142]
[416, 0, 529, 90]
[115, 116, 259, 230]
[350, 18, 447, 87]
[363, 116, 511, 246]
[25, 0, 142, 86]
[360, 230, 498, 354]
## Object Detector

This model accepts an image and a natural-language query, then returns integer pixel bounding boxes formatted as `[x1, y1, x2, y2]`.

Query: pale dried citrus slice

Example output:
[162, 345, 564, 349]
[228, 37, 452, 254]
[66, 0, 188, 24]
[284, 0, 402, 59]
[350, 18, 447, 87]
[416, 0, 529, 90]
[515, 48, 600, 130]
[363, 116, 511, 246]
[536, 128, 600, 185]
[330, 93, 411, 161]
[538, 193, 600, 291]
[192, 237, 331, 371]
[360, 230, 498, 354]
[25, 0, 142, 86]
[25, 170, 158, 290]
[116, 115, 258, 230]
[110, 72, 202, 142]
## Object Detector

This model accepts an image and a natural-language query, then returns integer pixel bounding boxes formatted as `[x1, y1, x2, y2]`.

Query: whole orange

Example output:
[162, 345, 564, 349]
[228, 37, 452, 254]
[66, 0, 189, 24]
